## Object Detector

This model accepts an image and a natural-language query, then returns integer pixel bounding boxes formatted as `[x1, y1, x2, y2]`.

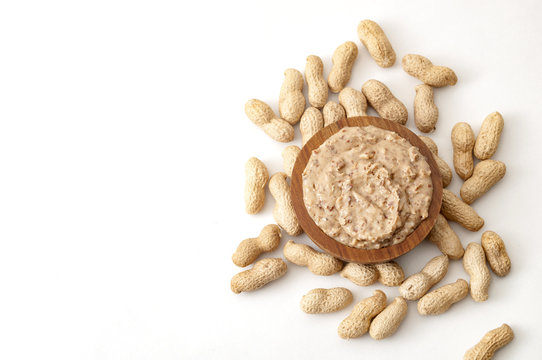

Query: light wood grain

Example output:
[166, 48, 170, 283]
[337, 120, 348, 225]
[290, 116, 443, 264]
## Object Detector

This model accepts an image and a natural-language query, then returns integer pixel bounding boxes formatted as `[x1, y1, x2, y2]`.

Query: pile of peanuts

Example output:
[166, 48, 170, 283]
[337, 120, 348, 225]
[233, 19, 513, 359]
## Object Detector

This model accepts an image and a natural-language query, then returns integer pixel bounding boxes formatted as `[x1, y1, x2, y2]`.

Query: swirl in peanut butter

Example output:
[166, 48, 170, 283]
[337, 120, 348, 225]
[302, 126, 432, 250]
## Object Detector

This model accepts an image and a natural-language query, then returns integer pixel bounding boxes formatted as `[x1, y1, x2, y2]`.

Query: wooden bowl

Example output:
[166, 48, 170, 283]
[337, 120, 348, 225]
[290, 116, 443, 264]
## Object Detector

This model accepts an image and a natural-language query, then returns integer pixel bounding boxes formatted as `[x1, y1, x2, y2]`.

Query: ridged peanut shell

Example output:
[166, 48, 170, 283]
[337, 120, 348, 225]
[283, 240, 343, 276]
[231, 258, 287, 294]
[244, 157, 269, 214]
[279, 69, 305, 125]
[300, 107, 324, 145]
[463, 242, 491, 302]
[402, 54, 457, 87]
[305, 55, 328, 109]
[300, 287, 353, 314]
[369, 297, 407, 340]
[481, 231, 511, 277]
[340, 263, 379, 286]
[474, 112, 504, 160]
[460, 160, 506, 204]
[441, 189, 484, 231]
[232, 224, 281, 267]
[328, 41, 358, 93]
[417, 279, 468, 315]
[323, 101, 346, 126]
[339, 87, 367, 117]
[362, 79, 408, 125]
[338, 290, 387, 338]
[414, 84, 438, 133]
[357, 20, 396, 68]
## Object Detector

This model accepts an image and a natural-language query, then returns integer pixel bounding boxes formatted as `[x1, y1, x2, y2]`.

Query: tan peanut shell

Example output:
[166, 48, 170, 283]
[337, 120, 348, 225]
[338, 290, 387, 339]
[231, 258, 287, 294]
[460, 160, 506, 204]
[452, 122, 475, 180]
[399, 255, 449, 300]
[339, 87, 367, 117]
[282, 145, 301, 178]
[474, 112, 504, 160]
[305, 55, 328, 109]
[283, 240, 343, 276]
[427, 214, 464, 260]
[481, 231, 511, 277]
[328, 41, 358, 93]
[441, 189, 484, 231]
[463, 324, 514, 360]
[300, 107, 324, 145]
[419, 136, 452, 188]
[323, 101, 346, 126]
[232, 224, 282, 267]
[402, 54, 457, 87]
[300, 287, 353, 314]
[269, 173, 302, 236]
[369, 297, 408, 340]
[417, 279, 468, 315]
[374, 261, 404, 286]
[414, 84, 438, 133]
[279, 69, 305, 125]
[419, 135, 438, 154]
[245, 99, 294, 142]
[463, 242, 491, 302]
[362, 79, 408, 125]
[357, 20, 396, 68]
[340, 262, 379, 286]
[244, 157, 269, 214]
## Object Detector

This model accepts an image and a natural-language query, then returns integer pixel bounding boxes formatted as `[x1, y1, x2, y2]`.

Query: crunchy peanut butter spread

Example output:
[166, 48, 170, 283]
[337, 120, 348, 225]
[302, 126, 432, 249]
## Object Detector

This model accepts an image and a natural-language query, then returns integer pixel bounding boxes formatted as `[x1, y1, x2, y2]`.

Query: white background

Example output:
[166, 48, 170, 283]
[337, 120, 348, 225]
[0, 0, 541, 359]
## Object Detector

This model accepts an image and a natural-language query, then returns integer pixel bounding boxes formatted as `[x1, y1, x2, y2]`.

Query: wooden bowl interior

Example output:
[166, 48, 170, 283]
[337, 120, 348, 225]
[290, 116, 443, 264]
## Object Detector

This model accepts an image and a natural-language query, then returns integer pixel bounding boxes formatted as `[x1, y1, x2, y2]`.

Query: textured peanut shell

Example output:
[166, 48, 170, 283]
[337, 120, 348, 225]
[357, 20, 396, 68]
[231, 258, 287, 294]
[374, 261, 404, 286]
[463, 324, 514, 360]
[460, 160, 506, 204]
[305, 55, 328, 109]
[419, 136, 452, 187]
[419, 136, 438, 154]
[369, 297, 408, 340]
[279, 69, 305, 125]
[323, 101, 346, 126]
[427, 214, 464, 259]
[300, 287, 353, 314]
[328, 41, 358, 93]
[282, 145, 301, 178]
[244, 157, 269, 214]
[481, 231, 511, 277]
[399, 255, 449, 300]
[269, 173, 302, 236]
[417, 279, 468, 315]
[402, 54, 457, 87]
[232, 224, 281, 267]
[300, 107, 324, 145]
[463, 242, 491, 302]
[414, 84, 438, 133]
[283, 240, 343, 276]
[452, 122, 475, 180]
[362, 79, 408, 125]
[474, 112, 504, 160]
[340, 263, 379, 286]
[339, 87, 367, 117]
[245, 99, 294, 142]
[338, 290, 387, 339]
[441, 189, 484, 231]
